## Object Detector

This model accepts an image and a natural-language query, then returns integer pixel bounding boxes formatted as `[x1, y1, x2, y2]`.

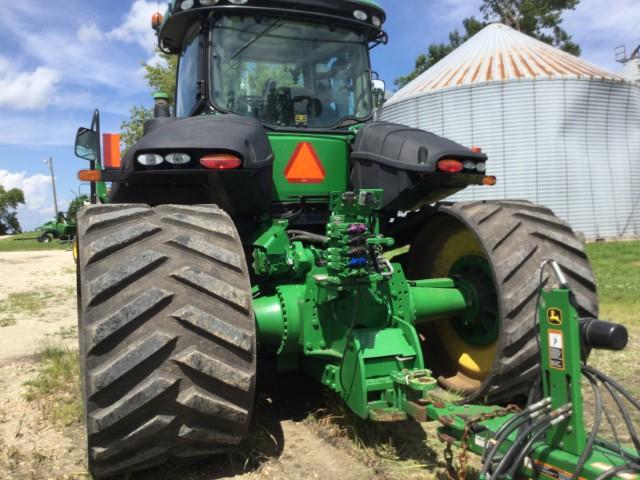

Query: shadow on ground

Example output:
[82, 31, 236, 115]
[124, 368, 448, 480]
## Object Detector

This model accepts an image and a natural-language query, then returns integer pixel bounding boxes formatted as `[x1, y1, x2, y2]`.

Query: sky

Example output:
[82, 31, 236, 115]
[0, 0, 639, 230]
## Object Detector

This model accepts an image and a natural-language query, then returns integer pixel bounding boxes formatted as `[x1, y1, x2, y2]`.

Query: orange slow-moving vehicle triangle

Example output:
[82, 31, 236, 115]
[284, 142, 326, 184]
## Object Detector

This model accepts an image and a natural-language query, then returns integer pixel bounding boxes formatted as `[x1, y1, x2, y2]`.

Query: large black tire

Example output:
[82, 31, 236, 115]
[76, 204, 256, 478]
[406, 200, 598, 403]
[38, 233, 53, 243]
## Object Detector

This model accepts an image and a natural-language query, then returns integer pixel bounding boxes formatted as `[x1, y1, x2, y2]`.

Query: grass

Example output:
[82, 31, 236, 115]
[0, 231, 70, 252]
[24, 343, 82, 427]
[585, 240, 640, 327]
[0, 289, 74, 327]
[0, 290, 58, 322]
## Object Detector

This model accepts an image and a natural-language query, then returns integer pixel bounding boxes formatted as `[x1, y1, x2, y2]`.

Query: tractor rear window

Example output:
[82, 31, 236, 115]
[210, 15, 373, 128]
[176, 30, 200, 117]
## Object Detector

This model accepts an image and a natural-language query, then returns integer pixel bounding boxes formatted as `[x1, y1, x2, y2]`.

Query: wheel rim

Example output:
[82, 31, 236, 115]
[449, 256, 499, 347]
[411, 225, 499, 391]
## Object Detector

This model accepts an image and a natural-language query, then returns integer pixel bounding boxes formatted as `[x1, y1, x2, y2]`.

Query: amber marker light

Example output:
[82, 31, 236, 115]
[483, 176, 497, 186]
[78, 170, 102, 182]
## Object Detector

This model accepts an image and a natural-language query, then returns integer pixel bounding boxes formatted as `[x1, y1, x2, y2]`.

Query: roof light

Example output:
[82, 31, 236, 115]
[228, 0, 249, 4]
[199, 0, 219, 4]
[165, 153, 191, 165]
[353, 10, 368, 21]
[137, 153, 164, 166]
[200, 154, 242, 170]
[180, 0, 194, 9]
[471, 146, 482, 153]
[437, 159, 464, 173]
[151, 12, 163, 30]
[371, 16, 382, 28]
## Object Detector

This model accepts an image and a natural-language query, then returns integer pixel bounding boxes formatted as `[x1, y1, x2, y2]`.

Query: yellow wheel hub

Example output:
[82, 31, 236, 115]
[429, 229, 498, 380]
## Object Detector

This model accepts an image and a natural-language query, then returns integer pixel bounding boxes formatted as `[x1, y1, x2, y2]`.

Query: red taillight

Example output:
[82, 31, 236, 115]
[437, 159, 464, 173]
[200, 154, 242, 170]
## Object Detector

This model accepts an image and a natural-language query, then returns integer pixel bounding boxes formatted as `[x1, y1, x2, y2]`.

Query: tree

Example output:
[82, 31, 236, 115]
[395, 17, 484, 88]
[480, 0, 580, 55]
[66, 195, 89, 223]
[120, 53, 178, 150]
[395, 1, 580, 88]
[0, 186, 25, 235]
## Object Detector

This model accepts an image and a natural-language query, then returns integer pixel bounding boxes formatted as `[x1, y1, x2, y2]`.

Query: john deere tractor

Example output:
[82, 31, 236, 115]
[73, 1, 601, 477]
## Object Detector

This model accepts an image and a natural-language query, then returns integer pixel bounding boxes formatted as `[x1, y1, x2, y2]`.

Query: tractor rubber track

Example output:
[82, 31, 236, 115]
[410, 200, 598, 404]
[76, 204, 256, 479]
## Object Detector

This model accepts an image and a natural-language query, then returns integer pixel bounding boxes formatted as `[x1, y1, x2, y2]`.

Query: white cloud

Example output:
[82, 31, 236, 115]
[109, 0, 159, 53]
[77, 23, 104, 44]
[0, 57, 60, 111]
[0, 169, 53, 215]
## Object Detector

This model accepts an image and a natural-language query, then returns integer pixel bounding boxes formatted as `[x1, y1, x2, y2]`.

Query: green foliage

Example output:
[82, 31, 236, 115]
[395, 17, 484, 88]
[65, 195, 88, 223]
[480, 0, 581, 54]
[0, 185, 25, 235]
[120, 52, 178, 151]
[146, 53, 178, 104]
[24, 344, 82, 427]
[395, 1, 581, 88]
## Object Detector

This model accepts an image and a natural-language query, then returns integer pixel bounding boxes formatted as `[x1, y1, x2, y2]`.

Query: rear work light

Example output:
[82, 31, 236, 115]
[437, 159, 464, 173]
[165, 153, 191, 165]
[200, 154, 242, 170]
[137, 153, 164, 166]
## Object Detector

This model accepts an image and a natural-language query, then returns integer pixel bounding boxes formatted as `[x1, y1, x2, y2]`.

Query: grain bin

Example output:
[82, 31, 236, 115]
[380, 23, 640, 238]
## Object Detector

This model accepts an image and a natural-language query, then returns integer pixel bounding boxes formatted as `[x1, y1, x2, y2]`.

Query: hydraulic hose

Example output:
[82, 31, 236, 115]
[481, 397, 550, 468]
[599, 377, 640, 453]
[571, 371, 603, 480]
[583, 365, 640, 411]
[489, 412, 556, 478]
[596, 439, 640, 464]
[504, 410, 572, 479]
[593, 463, 640, 480]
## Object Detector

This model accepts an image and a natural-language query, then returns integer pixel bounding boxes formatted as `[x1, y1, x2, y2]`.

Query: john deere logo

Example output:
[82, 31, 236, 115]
[547, 308, 562, 326]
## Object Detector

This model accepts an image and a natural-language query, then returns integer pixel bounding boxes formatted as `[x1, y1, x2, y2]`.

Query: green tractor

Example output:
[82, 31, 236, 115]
[36, 211, 76, 243]
[36, 195, 87, 243]
[73, 1, 600, 477]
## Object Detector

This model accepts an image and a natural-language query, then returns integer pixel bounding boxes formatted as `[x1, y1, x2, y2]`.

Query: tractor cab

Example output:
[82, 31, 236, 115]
[158, 0, 386, 127]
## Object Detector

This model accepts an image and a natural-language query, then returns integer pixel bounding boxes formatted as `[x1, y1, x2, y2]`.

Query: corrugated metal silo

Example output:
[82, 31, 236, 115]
[380, 23, 640, 238]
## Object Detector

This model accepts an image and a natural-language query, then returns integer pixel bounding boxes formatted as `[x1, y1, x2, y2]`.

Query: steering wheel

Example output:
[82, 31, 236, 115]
[292, 95, 323, 118]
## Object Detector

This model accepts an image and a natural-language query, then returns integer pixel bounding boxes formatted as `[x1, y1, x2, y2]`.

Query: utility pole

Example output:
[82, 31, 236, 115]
[44, 157, 59, 215]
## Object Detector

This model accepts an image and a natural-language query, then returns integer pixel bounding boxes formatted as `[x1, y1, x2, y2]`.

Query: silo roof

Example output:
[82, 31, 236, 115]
[387, 23, 627, 105]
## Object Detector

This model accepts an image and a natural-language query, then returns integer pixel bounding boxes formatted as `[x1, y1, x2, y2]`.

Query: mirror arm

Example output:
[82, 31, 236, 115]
[89, 109, 101, 204]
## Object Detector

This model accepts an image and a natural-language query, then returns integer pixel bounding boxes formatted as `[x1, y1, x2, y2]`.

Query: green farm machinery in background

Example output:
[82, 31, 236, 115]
[71, 0, 639, 478]
[35, 195, 87, 243]
[36, 213, 76, 243]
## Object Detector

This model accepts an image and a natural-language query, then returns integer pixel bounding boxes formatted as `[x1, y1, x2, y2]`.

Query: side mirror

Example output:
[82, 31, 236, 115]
[75, 127, 98, 161]
[372, 79, 386, 109]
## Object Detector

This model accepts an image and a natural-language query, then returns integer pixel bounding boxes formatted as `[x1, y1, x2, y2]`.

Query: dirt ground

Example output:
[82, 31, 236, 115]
[0, 251, 442, 480]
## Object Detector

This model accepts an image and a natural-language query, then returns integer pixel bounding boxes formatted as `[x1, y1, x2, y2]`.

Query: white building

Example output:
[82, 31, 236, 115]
[380, 23, 640, 239]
